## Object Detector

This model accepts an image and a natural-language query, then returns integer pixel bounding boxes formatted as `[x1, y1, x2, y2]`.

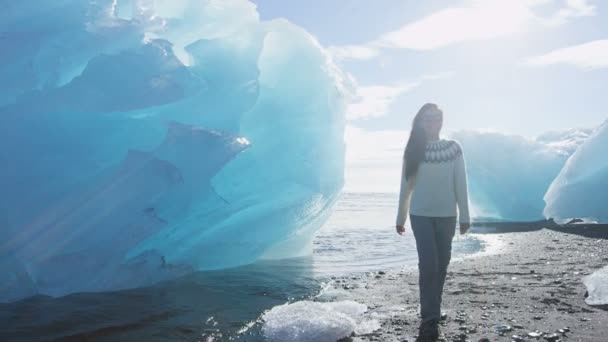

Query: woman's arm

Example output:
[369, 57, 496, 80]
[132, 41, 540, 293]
[396, 157, 414, 227]
[454, 145, 470, 224]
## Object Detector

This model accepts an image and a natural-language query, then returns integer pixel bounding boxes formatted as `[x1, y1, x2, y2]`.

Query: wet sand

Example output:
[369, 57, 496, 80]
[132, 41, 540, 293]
[332, 227, 608, 342]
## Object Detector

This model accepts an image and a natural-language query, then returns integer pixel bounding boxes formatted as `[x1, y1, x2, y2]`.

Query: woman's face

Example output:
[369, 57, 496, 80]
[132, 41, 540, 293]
[421, 109, 443, 137]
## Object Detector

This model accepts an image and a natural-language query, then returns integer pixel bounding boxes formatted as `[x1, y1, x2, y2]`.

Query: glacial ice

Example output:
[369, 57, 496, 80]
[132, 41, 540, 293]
[449, 130, 587, 221]
[583, 266, 608, 305]
[262, 300, 379, 342]
[0, 0, 349, 302]
[544, 120, 608, 222]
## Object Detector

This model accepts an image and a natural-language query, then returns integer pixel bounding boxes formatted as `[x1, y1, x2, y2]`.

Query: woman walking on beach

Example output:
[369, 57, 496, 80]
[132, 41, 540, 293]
[395, 103, 471, 342]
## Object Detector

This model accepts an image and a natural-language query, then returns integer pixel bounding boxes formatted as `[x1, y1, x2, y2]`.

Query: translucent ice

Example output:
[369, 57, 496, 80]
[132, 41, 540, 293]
[544, 120, 608, 222]
[262, 300, 379, 342]
[0, 0, 349, 302]
[583, 266, 608, 305]
[449, 130, 589, 221]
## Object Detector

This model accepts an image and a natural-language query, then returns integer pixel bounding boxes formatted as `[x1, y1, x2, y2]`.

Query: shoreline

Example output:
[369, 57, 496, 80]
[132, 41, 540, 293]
[327, 226, 608, 342]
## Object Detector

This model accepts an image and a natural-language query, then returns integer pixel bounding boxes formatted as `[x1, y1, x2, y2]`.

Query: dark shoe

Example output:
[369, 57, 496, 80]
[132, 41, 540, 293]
[416, 320, 439, 341]
[415, 334, 435, 342]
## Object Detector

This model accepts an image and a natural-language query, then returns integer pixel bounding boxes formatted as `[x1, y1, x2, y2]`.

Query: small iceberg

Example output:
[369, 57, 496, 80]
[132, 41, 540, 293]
[261, 300, 380, 342]
[583, 265, 608, 305]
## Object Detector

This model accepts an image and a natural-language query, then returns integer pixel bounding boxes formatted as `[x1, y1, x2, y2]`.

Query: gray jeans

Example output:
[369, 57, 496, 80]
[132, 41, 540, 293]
[410, 215, 456, 323]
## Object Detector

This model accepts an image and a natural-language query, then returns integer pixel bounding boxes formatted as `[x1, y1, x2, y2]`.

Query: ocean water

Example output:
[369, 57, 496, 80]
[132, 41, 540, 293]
[0, 192, 485, 341]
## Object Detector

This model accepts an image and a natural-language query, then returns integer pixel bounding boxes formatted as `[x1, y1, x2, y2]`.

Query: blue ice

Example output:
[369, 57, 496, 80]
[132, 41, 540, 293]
[451, 127, 597, 222]
[544, 120, 608, 222]
[0, 0, 350, 302]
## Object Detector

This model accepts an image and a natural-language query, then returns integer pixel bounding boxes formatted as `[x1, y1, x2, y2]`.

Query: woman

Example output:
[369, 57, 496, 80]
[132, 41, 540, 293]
[395, 103, 470, 342]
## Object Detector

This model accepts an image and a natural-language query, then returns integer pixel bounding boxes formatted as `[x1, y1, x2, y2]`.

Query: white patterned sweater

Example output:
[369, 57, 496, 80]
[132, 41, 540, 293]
[396, 139, 470, 226]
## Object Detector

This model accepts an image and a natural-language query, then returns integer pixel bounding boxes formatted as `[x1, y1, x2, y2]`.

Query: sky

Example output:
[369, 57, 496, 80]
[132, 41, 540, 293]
[252, 0, 608, 193]
[253, 0, 607, 135]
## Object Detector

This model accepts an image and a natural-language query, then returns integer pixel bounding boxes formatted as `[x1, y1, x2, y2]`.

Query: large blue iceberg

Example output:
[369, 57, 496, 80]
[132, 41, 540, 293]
[544, 120, 608, 222]
[0, 0, 350, 302]
[450, 128, 592, 221]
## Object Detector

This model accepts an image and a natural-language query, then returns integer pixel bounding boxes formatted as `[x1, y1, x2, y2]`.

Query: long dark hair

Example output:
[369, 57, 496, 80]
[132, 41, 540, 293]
[404, 103, 441, 181]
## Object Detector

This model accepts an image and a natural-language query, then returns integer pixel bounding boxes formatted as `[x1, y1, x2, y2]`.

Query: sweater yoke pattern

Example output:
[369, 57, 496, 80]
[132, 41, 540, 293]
[424, 140, 462, 163]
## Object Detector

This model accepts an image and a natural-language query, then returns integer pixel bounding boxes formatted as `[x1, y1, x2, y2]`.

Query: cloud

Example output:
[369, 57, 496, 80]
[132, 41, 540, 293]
[343, 125, 407, 193]
[346, 84, 416, 120]
[546, 0, 596, 26]
[327, 45, 380, 61]
[377, 1, 535, 51]
[524, 39, 608, 70]
[419, 71, 456, 81]
[330, 0, 596, 61]
[345, 72, 454, 120]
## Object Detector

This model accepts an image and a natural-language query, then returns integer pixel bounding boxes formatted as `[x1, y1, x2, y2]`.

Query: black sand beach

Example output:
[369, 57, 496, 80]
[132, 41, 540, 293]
[333, 226, 608, 342]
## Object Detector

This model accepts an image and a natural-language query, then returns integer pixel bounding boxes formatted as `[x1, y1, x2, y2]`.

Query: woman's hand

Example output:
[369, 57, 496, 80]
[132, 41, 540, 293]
[459, 222, 470, 235]
[396, 225, 406, 235]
